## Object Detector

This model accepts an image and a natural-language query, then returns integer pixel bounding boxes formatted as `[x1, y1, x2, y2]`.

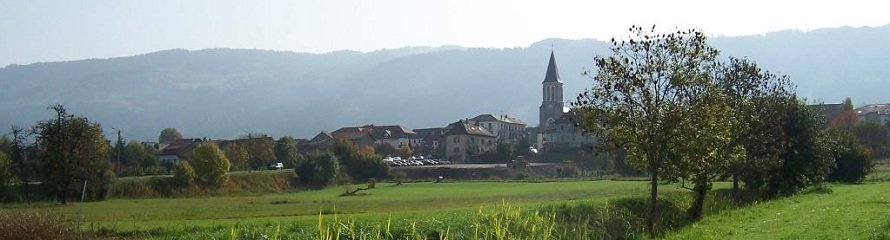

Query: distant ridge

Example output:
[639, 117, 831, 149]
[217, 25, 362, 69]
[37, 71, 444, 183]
[2, 25, 888, 140]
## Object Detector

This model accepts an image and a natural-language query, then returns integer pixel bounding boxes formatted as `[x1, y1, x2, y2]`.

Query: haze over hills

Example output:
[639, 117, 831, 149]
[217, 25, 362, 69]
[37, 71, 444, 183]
[1, 25, 888, 141]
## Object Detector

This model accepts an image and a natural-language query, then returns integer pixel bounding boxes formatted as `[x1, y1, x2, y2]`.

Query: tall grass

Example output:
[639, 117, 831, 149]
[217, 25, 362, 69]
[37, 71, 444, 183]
[0, 208, 83, 240]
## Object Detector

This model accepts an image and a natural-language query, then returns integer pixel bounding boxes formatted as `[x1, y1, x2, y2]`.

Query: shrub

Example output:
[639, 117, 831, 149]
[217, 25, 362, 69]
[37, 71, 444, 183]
[295, 152, 340, 189]
[190, 143, 231, 187]
[172, 161, 196, 187]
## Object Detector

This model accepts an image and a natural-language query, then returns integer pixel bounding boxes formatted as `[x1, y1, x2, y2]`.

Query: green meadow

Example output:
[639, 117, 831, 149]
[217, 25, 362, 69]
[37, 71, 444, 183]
[3, 168, 889, 239]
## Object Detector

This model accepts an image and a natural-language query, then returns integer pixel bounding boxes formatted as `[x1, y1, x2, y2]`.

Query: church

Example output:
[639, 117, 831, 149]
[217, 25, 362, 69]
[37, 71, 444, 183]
[535, 51, 597, 152]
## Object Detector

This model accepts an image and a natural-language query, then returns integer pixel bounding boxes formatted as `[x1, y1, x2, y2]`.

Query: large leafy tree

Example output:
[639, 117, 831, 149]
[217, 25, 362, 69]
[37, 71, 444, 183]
[573, 26, 734, 234]
[274, 136, 300, 168]
[158, 128, 183, 143]
[189, 143, 231, 187]
[6, 126, 36, 204]
[714, 57, 796, 197]
[240, 133, 276, 170]
[222, 143, 249, 171]
[33, 105, 114, 203]
[330, 139, 388, 181]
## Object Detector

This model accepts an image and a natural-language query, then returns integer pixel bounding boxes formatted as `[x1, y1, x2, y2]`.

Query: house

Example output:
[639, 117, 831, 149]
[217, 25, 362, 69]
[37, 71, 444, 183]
[470, 114, 527, 143]
[443, 120, 496, 163]
[331, 125, 418, 148]
[366, 125, 419, 148]
[331, 127, 377, 148]
[856, 104, 890, 124]
[299, 131, 335, 154]
[414, 127, 447, 157]
[157, 138, 204, 163]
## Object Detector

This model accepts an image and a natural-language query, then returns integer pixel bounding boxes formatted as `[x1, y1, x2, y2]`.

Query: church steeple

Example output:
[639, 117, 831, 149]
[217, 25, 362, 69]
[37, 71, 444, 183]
[539, 50, 565, 129]
[542, 51, 561, 83]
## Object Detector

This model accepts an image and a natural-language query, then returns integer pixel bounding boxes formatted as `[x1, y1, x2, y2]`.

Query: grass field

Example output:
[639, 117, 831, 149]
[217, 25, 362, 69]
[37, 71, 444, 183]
[3, 167, 889, 239]
[665, 182, 890, 239]
[49, 180, 661, 234]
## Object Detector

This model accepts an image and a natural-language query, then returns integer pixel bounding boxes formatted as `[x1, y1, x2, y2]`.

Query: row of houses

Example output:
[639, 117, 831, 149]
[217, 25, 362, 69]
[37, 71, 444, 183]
[298, 113, 528, 163]
[154, 51, 601, 163]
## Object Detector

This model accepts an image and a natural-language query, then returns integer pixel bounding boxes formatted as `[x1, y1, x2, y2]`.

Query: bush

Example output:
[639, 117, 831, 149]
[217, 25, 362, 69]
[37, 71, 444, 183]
[190, 143, 231, 187]
[295, 152, 340, 189]
[172, 161, 196, 187]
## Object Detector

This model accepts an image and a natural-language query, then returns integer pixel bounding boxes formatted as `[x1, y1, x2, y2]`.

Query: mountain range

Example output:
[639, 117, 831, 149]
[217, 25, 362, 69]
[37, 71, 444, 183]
[2, 25, 888, 141]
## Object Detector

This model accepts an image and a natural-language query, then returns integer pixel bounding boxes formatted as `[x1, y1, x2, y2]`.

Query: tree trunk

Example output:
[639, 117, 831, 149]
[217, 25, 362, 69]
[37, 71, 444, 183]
[647, 162, 658, 237]
[688, 177, 710, 221]
[731, 174, 739, 198]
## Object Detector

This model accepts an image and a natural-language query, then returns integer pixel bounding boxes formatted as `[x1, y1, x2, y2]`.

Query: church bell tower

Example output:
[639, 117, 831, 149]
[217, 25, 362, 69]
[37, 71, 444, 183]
[538, 51, 564, 130]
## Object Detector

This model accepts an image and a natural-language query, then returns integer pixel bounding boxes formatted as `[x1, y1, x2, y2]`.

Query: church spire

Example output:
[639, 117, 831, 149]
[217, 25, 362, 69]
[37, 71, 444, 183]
[542, 51, 561, 83]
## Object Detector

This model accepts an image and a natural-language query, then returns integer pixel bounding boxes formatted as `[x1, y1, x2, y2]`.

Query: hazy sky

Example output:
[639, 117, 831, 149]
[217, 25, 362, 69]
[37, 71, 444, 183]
[2, 0, 888, 67]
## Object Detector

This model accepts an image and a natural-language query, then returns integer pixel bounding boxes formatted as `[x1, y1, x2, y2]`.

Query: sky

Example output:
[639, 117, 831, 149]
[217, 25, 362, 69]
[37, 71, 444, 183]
[2, 0, 888, 67]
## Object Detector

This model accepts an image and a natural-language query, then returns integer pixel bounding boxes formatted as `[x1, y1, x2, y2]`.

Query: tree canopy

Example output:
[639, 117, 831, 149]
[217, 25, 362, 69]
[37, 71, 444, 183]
[189, 143, 231, 187]
[33, 105, 113, 203]
[158, 128, 183, 143]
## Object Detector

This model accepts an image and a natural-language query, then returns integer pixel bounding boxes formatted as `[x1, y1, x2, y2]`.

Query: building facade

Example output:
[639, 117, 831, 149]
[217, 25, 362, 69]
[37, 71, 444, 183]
[443, 120, 496, 163]
[470, 114, 527, 143]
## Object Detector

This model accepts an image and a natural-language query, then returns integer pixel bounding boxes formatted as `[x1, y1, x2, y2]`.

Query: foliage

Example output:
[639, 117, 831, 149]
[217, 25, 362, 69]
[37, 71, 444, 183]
[851, 120, 890, 159]
[171, 161, 196, 187]
[295, 152, 340, 189]
[0, 151, 12, 199]
[222, 142, 250, 171]
[330, 139, 388, 181]
[33, 105, 113, 203]
[158, 127, 183, 143]
[573, 25, 726, 234]
[274, 136, 301, 168]
[189, 143, 231, 187]
[765, 102, 835, 197]
[239, 134, 277, 171]
[374, 142, 396, 157]
[827, 128, 874, 183]
[398, 144, 413, 159]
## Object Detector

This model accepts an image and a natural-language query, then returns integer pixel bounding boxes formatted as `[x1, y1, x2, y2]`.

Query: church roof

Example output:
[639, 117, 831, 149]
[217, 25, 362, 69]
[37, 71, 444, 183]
[543, 51, 562, 83]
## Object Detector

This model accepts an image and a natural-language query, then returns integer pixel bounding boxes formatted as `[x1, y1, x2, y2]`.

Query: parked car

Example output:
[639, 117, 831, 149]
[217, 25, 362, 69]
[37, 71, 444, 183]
[268, 162, 284, 170]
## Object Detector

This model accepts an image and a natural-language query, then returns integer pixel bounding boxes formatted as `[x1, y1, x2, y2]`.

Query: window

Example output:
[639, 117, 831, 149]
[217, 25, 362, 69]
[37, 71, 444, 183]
[453, 147, 459, 153]
[453, 137, 460, 143]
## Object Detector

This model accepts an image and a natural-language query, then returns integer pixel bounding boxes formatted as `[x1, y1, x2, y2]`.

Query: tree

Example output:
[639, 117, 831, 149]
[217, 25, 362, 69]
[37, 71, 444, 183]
[329, 139, 388, 181]
[189, 143, 231, 187]
[573, 26, 728, 235]
[767, 102, 835, 197]
[7, 126, 36, 204]
[851, 120, 890, 159]
[830, 97, 859, 128]
[0, 151, 12, 199]
[241, 134, 276, 170]
[714, 57, 796, 198]
[222, 143, 249, 171]
[33, 105, 114, 203]
[375, 142, 396, 156]
[295, 152, 340, 189]
[274, 136, 301, 168]
[827, 128, 873, 183]
[398, 144, 414, 160]
[158, 128, 183, 143]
